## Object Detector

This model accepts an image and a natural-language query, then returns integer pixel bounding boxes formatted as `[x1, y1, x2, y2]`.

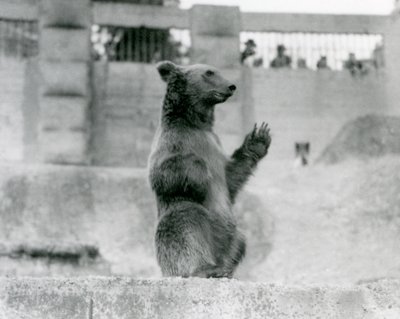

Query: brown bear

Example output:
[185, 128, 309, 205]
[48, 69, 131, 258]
[148, 61, 271, 278]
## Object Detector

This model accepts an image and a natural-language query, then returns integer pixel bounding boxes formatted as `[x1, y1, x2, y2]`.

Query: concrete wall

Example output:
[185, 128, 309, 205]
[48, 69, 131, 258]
[0, 59, 25, 162]
[0, 163, 158, 277]
[1, 277, 400, 319]
[38, 0, 93, 164]
[0, 60, 387, 166]
[241, 12, 388, 34]
[0, 3, 395, 166]
[384, 12, 400, 115]
[0, 58, 40, 163]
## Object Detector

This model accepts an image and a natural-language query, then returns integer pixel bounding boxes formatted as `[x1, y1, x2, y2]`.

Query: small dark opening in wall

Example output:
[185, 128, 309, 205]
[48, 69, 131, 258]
[5, 244, 100, 265]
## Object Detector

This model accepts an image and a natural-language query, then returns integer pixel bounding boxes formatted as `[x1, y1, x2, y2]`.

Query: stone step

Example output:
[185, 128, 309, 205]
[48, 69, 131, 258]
[0, 277, 399, 319]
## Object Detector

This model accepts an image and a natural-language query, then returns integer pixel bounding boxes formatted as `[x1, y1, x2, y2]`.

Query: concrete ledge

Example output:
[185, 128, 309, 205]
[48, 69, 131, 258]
[0, 277, 400, 318]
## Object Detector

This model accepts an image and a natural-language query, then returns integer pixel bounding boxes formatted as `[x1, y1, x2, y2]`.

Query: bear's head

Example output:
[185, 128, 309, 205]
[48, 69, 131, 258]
[157, 61, 236, 128]
[157, 61, 236, 106]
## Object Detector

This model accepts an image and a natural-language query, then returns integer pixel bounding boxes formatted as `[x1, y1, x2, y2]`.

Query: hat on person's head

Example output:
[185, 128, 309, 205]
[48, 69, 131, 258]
[277, 44, 286, 51]
[245, 39, 256, 47]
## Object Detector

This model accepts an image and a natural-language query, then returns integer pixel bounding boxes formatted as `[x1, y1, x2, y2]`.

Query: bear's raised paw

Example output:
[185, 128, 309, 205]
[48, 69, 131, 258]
[242, 122, 271, 160]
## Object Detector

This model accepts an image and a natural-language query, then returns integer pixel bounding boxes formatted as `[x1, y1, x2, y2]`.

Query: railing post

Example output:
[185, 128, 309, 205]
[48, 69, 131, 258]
[190, 5, 241, 68]
[38, 0, 92, 164]
[384, 11, 400, 115]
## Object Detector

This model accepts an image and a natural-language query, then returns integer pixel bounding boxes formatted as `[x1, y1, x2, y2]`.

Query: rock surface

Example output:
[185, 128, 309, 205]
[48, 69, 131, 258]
[317, 114, 400, 164]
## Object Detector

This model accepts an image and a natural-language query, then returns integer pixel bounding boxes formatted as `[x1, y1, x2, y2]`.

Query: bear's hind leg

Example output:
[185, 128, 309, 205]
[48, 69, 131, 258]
[193, 231, 246, 279]
[156, 203, 216, 277]
[222, 231, 246, 278]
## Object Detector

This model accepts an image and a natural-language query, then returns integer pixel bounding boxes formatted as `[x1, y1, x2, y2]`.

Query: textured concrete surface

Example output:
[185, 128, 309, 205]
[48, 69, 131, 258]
[0, 163, 158, 277]
[0, 277, 400, 319]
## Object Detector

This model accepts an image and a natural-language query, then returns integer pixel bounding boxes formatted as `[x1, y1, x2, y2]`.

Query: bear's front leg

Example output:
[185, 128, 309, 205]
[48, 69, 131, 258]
[225, 123, 271, 202]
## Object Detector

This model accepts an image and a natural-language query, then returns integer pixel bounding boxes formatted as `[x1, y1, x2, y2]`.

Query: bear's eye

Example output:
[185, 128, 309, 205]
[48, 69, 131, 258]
[205, 70, 214, 77]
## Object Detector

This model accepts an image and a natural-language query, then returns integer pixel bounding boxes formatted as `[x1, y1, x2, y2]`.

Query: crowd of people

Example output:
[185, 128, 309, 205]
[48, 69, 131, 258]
[240, 39, 379, 76]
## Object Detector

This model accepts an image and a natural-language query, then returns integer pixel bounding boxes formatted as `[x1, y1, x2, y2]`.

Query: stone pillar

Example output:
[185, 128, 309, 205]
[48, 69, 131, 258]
[240, 66, 255, 135]
[384, 12, 400, 115]
[38, 0, 92, 164]
[190, 5, 241, 69]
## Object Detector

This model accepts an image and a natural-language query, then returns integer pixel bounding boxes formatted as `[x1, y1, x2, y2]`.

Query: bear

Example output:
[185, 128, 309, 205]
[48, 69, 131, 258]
[148, 61, 271, 278]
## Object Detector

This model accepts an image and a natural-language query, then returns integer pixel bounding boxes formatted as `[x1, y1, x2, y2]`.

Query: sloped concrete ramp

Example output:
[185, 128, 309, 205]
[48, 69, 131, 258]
[0, 277, 399, 319]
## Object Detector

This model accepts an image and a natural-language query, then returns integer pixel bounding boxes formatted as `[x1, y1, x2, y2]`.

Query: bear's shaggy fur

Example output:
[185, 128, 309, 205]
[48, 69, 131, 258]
[148, 61, 271, 278]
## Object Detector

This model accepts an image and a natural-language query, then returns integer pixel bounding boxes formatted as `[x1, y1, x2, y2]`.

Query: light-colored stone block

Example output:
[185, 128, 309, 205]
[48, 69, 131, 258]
[191, 35, 240, 68]
[39, 130, 89, 164]
[41, 61, 89, 96]
[40, 96, 89, 130]
[40, 0, 91, 28]
[40, 28, 91, 62]
[190, 5, 241, 68]
[191, 5, 241, 36]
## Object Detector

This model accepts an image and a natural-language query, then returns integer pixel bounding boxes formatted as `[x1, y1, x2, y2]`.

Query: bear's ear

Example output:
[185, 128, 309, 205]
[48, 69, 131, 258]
[156, 61, 179, 82]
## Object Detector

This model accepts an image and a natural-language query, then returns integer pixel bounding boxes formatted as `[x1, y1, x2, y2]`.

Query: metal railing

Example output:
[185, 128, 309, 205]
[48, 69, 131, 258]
[241, 32, 383, 70]
[92, 25, 190, 63]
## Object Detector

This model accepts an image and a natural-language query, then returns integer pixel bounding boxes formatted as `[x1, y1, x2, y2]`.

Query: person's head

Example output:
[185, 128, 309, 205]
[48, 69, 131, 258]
[277, 44, 286, 56]
[245, 39, 256, 49]
[349, 53, 356, 61]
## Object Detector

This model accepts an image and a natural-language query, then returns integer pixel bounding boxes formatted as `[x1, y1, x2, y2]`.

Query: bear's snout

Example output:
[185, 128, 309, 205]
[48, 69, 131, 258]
[229, 84, 236, 92]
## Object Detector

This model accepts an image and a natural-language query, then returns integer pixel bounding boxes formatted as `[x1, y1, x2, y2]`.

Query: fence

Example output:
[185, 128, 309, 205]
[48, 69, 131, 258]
[92, 25, 190, 63]
[240, 32, 383, 70]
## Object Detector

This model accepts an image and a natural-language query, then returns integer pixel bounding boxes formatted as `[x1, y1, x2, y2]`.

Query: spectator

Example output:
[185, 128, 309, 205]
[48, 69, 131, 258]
[316, 56, 330, 70]
[297, 58, 307, 69]
[241, 39, 257, 66]
[344, 52, 363, 76]
[270, 44, 292, 68]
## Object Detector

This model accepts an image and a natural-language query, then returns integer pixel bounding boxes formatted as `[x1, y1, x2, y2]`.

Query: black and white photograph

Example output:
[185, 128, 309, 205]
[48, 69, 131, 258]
[0, 0, 399, 318]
